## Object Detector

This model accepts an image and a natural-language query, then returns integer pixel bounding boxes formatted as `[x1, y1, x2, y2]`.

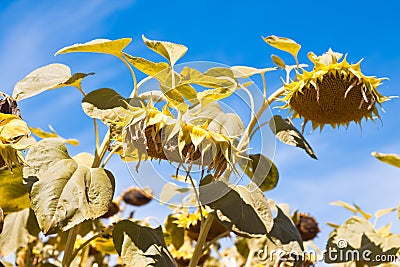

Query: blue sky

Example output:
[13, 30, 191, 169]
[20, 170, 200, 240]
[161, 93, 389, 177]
[1, 0, 400, 253]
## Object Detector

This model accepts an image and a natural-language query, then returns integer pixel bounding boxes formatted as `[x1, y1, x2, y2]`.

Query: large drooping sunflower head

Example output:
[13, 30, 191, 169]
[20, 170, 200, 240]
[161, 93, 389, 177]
[122, 101, 237, 177]
[282, 49, 388, 131]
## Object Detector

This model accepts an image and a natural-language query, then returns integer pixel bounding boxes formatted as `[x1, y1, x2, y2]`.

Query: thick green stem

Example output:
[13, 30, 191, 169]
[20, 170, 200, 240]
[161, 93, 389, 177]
[188, 213, 214, 267]
[62, 225, 80, 267]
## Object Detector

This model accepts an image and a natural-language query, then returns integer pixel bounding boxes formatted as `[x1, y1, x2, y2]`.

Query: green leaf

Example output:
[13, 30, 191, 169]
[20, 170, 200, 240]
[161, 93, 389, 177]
[61, 72, 95, 89]
[267, 206, 303, 251]
[269, 115, 317, 159]
[374, 208, 396, 220]
[271, 54, 286, 69]
[371, 152, 400, 168]
[81, 88, 128, 123]
[142, 35, 188, 66]
[12, 63, 71, 101]
[0, 167, 30, 213]
[199, 181, 273, 237]
[230, 66, 276, 78]
[263, 35, 301, 63]
[164, 215, 184, 250]
[330, 201, 357, 213]
[0, 209, 40, 257]
[25, 138, 115, 234]
[113, 220, 176, 267]
[55, 38, 132, 57]
[123, 53, 169, 76]
[239, 154, 279, 192]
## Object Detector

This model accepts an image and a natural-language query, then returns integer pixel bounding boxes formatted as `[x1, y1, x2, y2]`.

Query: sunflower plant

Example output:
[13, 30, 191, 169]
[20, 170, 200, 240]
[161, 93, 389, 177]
[0, 34, 396, 267]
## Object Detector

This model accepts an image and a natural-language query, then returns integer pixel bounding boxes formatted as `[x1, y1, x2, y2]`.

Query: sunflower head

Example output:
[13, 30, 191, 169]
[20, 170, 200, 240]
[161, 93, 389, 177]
[293, 212, 320, 242]
[282, 49, 388, 131]
[173, 210, 229, 242]
[122, 101, 236, 177]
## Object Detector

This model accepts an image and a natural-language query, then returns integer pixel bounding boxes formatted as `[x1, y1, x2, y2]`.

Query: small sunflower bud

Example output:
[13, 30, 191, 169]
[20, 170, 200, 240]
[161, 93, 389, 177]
[122, 187, 153, 206]
[295, 213, 320, 241]
[100, 201, 120, 218]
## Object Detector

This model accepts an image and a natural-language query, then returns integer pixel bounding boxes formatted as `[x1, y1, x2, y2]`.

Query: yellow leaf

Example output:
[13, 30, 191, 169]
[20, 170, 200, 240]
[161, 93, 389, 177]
[29, 127, 58, 139]
[92, 236, 117, 254]
[377, 223, 391, 237]
[230, 66, 276, 78]
[0, 114, 30, 143]
[13, 63, 72, 101]
[330, 201, 357, 213]
[371, 152, 400, 168]
[55, 38, 132, 57]
[0, 167, 30, 213]
[181, 67, 236, 89]
[123, 53, 169, 76]
[271, 54, 286, 69]
[375, 207, 396, 220]
[263, 35, 301, 63]
[142, 35, 188, 66]
[30, 126, 79, 146]
[197, 86, 235, 107]
[353, 204, 372, 220]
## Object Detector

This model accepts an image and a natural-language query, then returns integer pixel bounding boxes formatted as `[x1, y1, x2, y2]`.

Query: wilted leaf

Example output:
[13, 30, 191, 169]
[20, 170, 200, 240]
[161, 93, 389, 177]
[239, 154, 279, 192]
[60, 72, 94, 89]
[180, 67, 235, 89]
[29, 126, 79, 146]
[371, 152, 400, 168]
[142, 35, 187, 66]
[55, 38, 132, 57]
[330, 201, 357, 213]
[0, 209, 40, 257]
[123, 53, 169, 77]
[0, 93, 20, 117]
[164, 215, 184, 250]
[263, 35, 301, 63]
[271, 54, 286, 69]
[375, 208, 396, 220]
[0, 167, 30, 213]
[268, 206, 303, 250]
[159, 182, 189, 204]
[334, 216, 375, 249]
[25, 138, 115, 234]
[353, 203, 372, 220]
[13, 63, 71, 101]
[230, 66, 276, 78]
[208, 113, 244, 137]
[269, 115, 317, 159]
[199, 181, 273, 237]
[113, 220, 176, 267]
[82, 88, 128, 123]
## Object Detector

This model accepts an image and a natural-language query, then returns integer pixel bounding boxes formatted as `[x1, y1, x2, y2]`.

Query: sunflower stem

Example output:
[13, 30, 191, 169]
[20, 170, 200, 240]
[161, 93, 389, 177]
[237, 86, 286, 151]
[188, 213, 214, 267]
[120, 55, 138, 97]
